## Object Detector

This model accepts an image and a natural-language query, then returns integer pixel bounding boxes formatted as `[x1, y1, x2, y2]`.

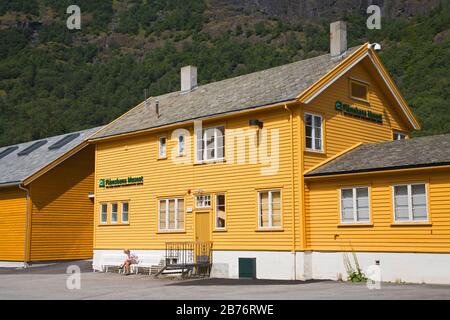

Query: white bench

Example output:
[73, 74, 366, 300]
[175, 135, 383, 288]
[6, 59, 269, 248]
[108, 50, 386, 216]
[100, 254, 126, 273]
[131, 256, 163, 275]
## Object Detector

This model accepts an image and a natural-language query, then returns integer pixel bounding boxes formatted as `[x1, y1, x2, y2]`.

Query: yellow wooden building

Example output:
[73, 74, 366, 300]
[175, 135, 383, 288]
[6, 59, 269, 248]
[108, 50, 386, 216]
[0, 127, 99, 267]
[88, 21, 450, 284]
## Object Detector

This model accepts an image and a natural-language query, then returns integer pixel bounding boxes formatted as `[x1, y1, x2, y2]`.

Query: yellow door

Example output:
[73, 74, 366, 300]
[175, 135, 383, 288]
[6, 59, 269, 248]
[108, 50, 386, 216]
[195, 212, 211, 242]
[195, 212, 211, 264]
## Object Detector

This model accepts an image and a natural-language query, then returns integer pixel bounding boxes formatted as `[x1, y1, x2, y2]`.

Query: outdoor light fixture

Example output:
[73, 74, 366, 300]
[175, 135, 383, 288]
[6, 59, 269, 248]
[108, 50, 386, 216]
[249, 119, 264, 129]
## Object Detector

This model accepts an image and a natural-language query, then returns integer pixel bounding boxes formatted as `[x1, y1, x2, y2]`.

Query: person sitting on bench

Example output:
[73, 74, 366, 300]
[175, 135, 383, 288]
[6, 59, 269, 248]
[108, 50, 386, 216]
[121, 249, 138, 275]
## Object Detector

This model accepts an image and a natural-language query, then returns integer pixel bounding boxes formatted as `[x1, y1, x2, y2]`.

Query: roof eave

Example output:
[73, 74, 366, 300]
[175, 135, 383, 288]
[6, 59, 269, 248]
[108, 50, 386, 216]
[0, 181, 21, 188]
[305, 162, 450, 180]
[89, 99, 299, 143]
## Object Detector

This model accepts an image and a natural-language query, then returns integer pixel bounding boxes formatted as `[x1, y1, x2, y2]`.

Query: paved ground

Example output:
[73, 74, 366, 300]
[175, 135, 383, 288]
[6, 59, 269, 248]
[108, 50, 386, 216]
[0, 260, 449, 300]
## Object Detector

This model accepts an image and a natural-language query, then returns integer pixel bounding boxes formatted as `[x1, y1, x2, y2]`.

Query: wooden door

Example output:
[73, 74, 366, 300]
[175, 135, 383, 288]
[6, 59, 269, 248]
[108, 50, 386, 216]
[195, 212, 210, 242]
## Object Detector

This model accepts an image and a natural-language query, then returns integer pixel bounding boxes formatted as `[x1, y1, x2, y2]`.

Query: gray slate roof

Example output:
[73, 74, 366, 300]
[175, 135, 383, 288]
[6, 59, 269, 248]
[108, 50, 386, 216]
[92, 47, 360, 139]
[306, 134, 450, 177]
[0, 127, 101, 186]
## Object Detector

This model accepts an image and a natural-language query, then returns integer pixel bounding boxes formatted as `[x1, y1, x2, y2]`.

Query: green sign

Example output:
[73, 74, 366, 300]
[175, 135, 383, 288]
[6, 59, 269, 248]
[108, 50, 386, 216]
[99, 176, 144, 188]
[335, 101, 383, 124]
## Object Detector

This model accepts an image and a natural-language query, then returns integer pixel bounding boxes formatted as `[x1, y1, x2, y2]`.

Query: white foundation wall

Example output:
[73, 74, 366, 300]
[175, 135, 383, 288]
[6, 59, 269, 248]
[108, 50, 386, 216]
[93, 249, 450, 284]
[93, 249, 165, 271]
[211, 251, 304, 280]
[308, 251, 450, 285]
[0, 261, 26, 268]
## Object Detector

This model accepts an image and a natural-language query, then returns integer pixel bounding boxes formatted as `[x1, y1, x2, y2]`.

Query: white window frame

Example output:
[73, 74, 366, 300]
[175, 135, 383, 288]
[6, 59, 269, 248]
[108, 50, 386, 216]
[158, 136, 167, 159]
[196, 194, 211, 208]
[340, 187, 371, 224]
[196, 126, 225, 162]
[110, 203, 118, 224]
[304, 112, 323, 152]
[100, 203, 108, 224]
[258, 190, 282, 229]
[121, 202, 129, 224]
[215, 194, 226, 230]
[393, 132, 408, 141]
[393, 183, 429, 223]
[158, 198, 185, 231]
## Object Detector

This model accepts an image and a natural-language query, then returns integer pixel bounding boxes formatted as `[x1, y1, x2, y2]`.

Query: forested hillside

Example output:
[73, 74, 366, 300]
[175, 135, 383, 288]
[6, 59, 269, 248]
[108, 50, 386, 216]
[0, 0, 449, 146]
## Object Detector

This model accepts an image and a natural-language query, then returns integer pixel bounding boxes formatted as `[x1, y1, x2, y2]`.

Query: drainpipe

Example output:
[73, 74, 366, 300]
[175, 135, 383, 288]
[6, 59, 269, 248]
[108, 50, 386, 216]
[284, 104, 297, 280]
[19, 183, 30, 268]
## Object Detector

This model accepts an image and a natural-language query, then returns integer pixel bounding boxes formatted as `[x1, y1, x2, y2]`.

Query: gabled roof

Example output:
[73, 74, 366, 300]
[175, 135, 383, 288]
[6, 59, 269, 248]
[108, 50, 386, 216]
[305, 134, 450, 177]
[91, 43, 420, 141]
[0, 127, 102, 187]
[91, 46, 361, 140]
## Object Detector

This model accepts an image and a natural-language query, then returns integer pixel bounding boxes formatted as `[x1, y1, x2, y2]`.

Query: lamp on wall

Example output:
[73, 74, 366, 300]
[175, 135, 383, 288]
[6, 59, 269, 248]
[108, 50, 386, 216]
[249, 119, 264, 129]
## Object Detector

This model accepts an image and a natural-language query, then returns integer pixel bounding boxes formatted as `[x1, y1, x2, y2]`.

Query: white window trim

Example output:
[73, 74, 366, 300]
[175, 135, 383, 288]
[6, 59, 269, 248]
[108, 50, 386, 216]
[215, 193, 226, 230]
[110, 203, 118, 224]
[393, 183, 429, 223]
[158, 136, 167, 159]
[100, 203, 108, 224]
[304, 112, 324, 152]
[121, 202, 129, 224]
[393, 131, 408, 141]
[258, 190, 282, 230]
[340, 187, 371, 224]
[196, 126, 225, 163]
[158, 198, 185, 231]
[196, 194, 211, 208]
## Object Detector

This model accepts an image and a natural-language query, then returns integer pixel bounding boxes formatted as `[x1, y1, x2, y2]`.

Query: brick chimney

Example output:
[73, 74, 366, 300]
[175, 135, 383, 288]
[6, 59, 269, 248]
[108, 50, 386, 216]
[330, 21, 347, 57]
[181, 65, 197, 92]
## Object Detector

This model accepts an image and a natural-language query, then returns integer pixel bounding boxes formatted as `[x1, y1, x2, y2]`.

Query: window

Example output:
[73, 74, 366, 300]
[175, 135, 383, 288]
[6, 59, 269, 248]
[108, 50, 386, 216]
[258, 190, 282, 229]
[394, 184, 428, 223]
[121, 202, 129, 224]
[159, 198, 185, 231]
[100, 204, 108, 224]
[340, 187, 370, 224]
[196, 195, 211, 208]
[215, 194, 226, 229]
[159, 136, 167, 158]
[196, 126, 225, 162]
[393, 132, 408, 141]
[350, 80, 369, 101]
[178, 134, 185, 156]
[305, 113, 323, 152]
[111, 203, 118, 224]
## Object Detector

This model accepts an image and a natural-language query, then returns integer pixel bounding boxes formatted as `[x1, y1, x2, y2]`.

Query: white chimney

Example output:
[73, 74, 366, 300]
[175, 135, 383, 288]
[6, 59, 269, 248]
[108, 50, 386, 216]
[330, 21, 347, 57]
[181, 65, 197, 92]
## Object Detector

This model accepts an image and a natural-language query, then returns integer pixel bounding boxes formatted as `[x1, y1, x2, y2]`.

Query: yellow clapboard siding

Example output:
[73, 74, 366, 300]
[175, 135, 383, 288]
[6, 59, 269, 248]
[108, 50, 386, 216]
[28, 145, 95, 261]
[304, 62, 409, 170]
[93, 57, 415, 253]
[306, 169, 450, 253]
[0, 187, 27, 261]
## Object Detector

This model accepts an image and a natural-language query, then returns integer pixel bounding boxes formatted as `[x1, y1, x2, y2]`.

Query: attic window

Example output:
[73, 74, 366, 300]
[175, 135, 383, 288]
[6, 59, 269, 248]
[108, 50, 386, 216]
[350, 79, 369, 102]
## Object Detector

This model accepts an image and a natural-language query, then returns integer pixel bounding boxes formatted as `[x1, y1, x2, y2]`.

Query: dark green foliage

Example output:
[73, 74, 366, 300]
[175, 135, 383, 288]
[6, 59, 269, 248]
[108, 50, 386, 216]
[0, 0, 39, 16]
[0, 1, 449, 146]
